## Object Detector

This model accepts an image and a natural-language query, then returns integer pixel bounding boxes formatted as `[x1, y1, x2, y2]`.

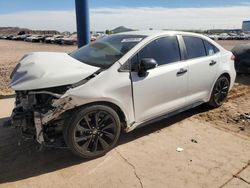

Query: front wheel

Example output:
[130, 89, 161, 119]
[63, 105, 121, 158]
[208, 76, 230, 108]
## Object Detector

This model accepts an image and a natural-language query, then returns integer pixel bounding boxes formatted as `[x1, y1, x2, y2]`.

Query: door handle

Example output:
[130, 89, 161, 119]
[209, 60, 217, 66]
[177, 68, 188, 76]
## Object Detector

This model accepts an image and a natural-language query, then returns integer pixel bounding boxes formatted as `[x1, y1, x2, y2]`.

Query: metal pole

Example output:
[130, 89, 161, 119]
[75, 0, 90, 48]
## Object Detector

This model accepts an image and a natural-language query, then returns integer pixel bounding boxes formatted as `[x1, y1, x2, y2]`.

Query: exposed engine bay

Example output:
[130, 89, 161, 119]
[11, 86, 73, 147]
[9, 51, 103, 148]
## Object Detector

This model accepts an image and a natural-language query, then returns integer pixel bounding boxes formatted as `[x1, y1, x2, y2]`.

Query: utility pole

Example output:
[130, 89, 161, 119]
[75, 0, 90, 48]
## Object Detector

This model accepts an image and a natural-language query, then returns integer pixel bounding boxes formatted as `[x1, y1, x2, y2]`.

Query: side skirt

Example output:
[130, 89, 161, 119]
[125, 101, 204, 133]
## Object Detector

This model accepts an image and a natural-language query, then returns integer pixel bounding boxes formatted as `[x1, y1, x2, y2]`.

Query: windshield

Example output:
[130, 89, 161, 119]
[70, 34, 146, 69]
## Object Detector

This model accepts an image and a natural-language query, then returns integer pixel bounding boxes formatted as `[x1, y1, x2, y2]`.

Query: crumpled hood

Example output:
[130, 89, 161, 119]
[10, 52, 99, 90]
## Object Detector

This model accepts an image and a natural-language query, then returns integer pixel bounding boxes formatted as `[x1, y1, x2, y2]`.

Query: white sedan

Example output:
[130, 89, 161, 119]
[10, 30, 236, 158]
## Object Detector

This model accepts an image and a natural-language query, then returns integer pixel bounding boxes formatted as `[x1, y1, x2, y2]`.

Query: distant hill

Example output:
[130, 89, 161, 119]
[0, 27, 60, 35]
[111, 26, 135, 34]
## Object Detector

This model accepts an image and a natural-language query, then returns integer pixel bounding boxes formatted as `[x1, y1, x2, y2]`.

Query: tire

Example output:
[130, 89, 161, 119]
[63, 105, 121, 158]
[208, 76, 230, 108]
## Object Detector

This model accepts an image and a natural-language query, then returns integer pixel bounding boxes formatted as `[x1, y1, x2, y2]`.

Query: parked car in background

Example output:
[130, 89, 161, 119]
[0, 35, 7, 39]
[217, 33, 226, 40]
[45, 35, 64, 44]
[6, 35, 14, 40]
[9, 31, 236, 158]
[229, 33, 239, 40]
[218, 33, 231, 40]
[44, 36, 53, 43]
[12, 35, 20, 40]
[12, 35, 26, 40]
[61, 35, 77, 45]
[34, 35, 47, 43]
[54, 36, 65, 44]
[25, 35, 46, 43]
[19, 34, 31, 41]
[232, 44, 250, 73]
[207, 34, 218, 40]
[25, 35, 37, 42]
[207, 33, 250, 41]
[238, 33, 250, 40]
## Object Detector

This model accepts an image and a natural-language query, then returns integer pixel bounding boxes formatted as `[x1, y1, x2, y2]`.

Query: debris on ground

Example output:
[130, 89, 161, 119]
[239, 126, 245, 131]
[176, 147, 184, 152]
[240, 113, 250, 121]
[191, 139, 198, 143]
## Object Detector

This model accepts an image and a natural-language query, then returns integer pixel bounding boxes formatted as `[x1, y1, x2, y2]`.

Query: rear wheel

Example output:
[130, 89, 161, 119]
[208, 76, 230, 108]
[64, 105, 121, 158]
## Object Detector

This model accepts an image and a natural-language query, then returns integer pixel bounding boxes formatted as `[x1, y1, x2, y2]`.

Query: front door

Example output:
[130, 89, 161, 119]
[131, 36, 188, 123]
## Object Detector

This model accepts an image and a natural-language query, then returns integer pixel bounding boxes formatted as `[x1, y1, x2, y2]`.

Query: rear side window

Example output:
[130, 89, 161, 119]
[183, 36, 206, 59]
[139, 36, 181, 66]
[203, 40, 219, 56]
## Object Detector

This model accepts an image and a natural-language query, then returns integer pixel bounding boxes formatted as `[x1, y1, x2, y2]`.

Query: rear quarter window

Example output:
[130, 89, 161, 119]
[203, 40, 220, 56]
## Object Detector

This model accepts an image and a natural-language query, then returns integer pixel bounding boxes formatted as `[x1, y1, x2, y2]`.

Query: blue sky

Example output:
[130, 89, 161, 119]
[0, 0, 249, 31]
[0, 0, 249, 13]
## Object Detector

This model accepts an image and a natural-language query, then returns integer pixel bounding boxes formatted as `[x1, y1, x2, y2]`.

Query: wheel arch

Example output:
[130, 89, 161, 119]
[64, 101, 128, 129]
[208, 72, 232, 101]
[220, 72, 231, 85]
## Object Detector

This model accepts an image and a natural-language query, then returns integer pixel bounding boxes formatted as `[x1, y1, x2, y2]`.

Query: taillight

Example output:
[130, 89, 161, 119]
[231, 54, 235, 61]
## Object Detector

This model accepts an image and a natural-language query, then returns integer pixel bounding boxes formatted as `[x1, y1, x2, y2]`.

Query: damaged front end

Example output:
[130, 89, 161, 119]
[9, 52, 102, 147]
[11, 86, 75, 147]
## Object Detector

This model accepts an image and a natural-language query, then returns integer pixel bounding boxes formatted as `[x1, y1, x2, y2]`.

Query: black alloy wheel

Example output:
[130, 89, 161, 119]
[64, 105, 121, 158]
[208, 76, 230, 107]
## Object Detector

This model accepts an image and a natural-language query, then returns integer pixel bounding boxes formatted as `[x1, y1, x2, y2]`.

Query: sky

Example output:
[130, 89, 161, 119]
[0, 0, 249, 31]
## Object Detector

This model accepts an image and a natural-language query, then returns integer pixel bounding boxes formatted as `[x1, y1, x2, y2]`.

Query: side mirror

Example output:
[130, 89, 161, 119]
[138, 58, 158, 77]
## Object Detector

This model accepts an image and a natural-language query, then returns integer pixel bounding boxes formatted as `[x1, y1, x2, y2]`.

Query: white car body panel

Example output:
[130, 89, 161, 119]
[10, 52, 99, 90]
[62, 63, 135, 125]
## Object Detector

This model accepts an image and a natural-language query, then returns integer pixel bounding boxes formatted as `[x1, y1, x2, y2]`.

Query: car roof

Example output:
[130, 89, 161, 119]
[116, 30, 205, 38]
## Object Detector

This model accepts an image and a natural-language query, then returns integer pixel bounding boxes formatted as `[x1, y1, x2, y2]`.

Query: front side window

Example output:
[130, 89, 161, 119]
[70, 35, 146, 69]
[138, 36, 181, 66]
[183, 36, 206, 59]
[203, 40, 219, 56]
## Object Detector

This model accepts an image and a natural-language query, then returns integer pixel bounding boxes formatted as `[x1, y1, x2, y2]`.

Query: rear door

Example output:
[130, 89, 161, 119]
[182, 36, 220, 104]
[130, 36, 189, 123]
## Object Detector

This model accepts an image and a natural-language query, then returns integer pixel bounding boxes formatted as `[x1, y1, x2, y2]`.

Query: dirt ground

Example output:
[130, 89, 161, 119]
[0, 40, 250, 187]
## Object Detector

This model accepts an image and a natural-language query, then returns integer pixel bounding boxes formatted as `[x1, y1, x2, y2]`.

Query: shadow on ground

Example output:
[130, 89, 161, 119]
[0, 104, 210, 184]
